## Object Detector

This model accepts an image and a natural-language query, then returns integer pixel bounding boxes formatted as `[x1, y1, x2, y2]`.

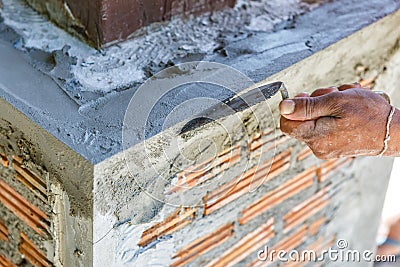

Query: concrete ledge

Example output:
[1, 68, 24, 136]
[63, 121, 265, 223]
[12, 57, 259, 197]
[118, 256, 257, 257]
[0, 0, 398, 163]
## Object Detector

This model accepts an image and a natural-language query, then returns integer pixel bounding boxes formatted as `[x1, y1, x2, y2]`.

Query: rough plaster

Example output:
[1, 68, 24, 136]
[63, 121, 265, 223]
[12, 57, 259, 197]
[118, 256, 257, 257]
[327, 157, 394, 267]
[0, 103, 93, 266]
[93, 10, 400, 266]
[0, 116, 93, 267]
[0, 1, 399, 266]
[0, 0, 398, 163]
[51, 183, 93, 267]
[0, 97, 93, 217]
[0, 0, 318, 102]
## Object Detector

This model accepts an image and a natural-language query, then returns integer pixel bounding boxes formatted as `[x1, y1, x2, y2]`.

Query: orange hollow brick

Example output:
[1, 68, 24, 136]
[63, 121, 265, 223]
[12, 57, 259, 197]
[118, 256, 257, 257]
[138, 207, 197, 247]
[203, 148, 292, 215]
[248, 129, 275, 148]
[205, 218, 274, 267]
[167, 145, 241, 194]
[0, 220, 8, 242]
[282, 235, 335, 267]
[170, 222, 234, 267]
[11, 155, 23, 164]
[12, 160, 47, 199]
[0, 254, 17, 267]
[13, 173, 47, 203]
[206, 148, 292, 201]
[359, 77, 376, 88]
[275, 237, 330, 267]
[281, 261, 306, 267]
[239, 167, 317, 225]
[0, 180, 49, 236]
[0, 153, 8, 168]
[249, 225, 308, 267]
[308, 217, 327, 236]
[19, 232, 51, 267]
[251, 135, 291, 159]
[277, 236, 334, 266]
[296, 147, 313, 162]
[317, 158, 354, 182]
[283, 188, 330, 232]
[305, 235, 336, 262]
[178, 145, 240, 176]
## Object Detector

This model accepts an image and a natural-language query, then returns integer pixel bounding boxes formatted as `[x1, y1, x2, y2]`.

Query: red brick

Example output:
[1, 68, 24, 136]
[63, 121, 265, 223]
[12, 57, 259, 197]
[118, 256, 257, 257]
[283, 188, 329, 232]
[0, 254, 17, 267]
[171, 222, 234, 267]
[317, 158, 354, 182]
[205, 218, 274, 267]
[239, 167, 316, 225]
[359, 77, 376, 88]
[203, 148, 292, 215]
[0, 220, 8, 242]
[167, 145, 241, 194]
[19, 232, 51, 267]
[296, 147, 313, 162]
[250, 225, 308, 267]
[308, 217, 327, 236]
[0, 180, 49, 236]
[305, 235, 336, 260]
[251, 134, 291, 159]
[12, 160, 47, 201]
[138, 207, 197, 247]
[0, 153, 8, 168]
[11, 155, 22, 164]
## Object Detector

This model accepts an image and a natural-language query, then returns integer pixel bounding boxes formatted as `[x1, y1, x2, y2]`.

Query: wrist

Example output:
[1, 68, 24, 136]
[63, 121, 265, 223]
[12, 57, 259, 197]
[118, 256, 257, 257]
[385, 108, 400, 157]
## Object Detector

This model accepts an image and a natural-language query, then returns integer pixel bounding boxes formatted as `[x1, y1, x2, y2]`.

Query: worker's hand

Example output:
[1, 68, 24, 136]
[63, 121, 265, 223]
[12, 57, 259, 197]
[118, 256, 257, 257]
[279, 83, 392, 159]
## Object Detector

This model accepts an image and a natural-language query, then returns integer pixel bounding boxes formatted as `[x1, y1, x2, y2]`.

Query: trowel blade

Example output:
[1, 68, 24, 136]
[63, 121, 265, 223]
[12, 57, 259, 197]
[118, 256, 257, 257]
[180, 81, 287, 134]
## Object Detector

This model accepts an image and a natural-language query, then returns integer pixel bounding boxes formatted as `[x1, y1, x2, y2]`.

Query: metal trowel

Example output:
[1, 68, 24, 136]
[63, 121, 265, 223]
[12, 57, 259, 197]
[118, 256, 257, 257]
[179, 81, 391, 134]
[180, 81, 289, 134]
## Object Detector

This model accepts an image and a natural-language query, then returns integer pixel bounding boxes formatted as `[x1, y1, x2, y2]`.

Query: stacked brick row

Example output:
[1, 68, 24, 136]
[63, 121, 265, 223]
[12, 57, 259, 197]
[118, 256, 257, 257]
[0, 149, 52, 267]
[137, 128, 354, 266]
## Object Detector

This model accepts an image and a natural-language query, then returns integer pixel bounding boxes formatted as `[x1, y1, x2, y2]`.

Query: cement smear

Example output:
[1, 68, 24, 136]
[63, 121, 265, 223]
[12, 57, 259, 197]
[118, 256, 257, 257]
[0, 0, 320, 106]
[0, 0, 399, 163]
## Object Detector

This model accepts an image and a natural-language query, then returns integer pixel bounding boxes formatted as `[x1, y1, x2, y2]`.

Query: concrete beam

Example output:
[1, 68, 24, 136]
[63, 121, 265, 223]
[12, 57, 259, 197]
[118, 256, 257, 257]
[0, 0, 398, 164]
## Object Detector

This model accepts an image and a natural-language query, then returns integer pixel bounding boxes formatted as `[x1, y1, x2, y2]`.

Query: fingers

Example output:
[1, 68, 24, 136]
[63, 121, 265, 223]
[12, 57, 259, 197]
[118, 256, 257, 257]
[338, 83, 362, 91]
[295, 92, 310, 98]
[280, 116, 316, 141]
[310, 87, 338, 97]
[279, 92, 339, 121]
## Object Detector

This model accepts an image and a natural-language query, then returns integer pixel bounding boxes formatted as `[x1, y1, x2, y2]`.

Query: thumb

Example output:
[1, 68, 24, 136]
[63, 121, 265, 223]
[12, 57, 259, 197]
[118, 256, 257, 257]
[279, 94, 337, 121]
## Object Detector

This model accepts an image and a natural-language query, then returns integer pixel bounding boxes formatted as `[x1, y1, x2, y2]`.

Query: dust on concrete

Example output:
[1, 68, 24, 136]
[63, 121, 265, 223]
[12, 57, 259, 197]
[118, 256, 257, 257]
[0, 0, 322, 107]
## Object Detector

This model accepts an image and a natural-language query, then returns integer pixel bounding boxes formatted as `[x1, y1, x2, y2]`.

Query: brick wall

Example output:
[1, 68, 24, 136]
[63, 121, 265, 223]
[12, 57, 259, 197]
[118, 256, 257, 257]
[132, 126, 355, 266]
[0, 118, 93, 267]
[92, 10, 400, 265]
[0, 146, 52, 266]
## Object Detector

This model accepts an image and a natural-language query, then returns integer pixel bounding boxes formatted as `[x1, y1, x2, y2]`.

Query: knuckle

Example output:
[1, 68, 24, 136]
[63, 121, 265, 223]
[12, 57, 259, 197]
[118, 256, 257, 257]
[312, 149, 328, 159]
[280, 118, 290, 134]
[304, 98, 316, 119]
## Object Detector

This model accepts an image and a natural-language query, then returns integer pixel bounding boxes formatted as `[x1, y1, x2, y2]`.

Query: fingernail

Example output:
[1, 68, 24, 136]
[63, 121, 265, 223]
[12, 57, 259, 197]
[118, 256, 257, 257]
[280, 100, 295, 115]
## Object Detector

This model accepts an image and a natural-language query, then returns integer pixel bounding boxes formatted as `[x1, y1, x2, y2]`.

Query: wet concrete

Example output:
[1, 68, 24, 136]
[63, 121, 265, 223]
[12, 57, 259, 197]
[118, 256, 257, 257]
[0, 0, 399, 164]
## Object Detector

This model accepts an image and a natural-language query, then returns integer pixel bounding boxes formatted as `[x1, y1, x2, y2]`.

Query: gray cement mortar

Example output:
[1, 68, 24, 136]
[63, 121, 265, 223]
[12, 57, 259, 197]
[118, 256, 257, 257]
[0, 0, 399, 163]
[0, 121, 52, 265]
[93, 9, 400, 265]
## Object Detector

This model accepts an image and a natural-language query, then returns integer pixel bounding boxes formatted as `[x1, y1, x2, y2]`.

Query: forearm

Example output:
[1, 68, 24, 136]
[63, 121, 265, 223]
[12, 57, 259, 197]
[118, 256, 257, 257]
[385, 108, 400, 157]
